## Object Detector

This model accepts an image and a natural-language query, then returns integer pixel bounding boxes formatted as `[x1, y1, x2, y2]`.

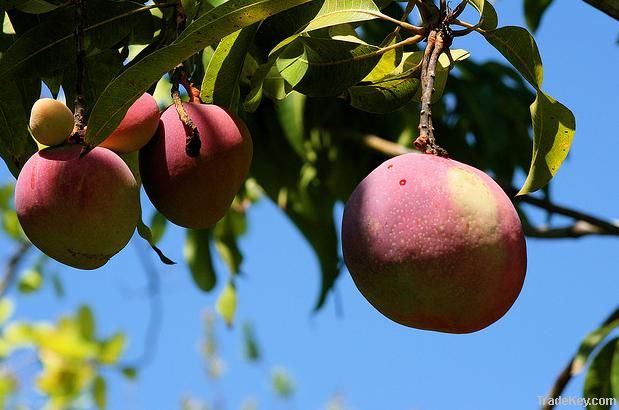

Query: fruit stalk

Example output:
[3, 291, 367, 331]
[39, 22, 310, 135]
[70, 0, 87, 144]
[415, 29, 449, 157]
[171, 65, 201, 157]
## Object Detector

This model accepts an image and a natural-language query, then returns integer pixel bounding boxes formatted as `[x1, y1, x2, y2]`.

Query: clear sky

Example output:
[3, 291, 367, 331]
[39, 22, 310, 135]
[1, 1, 618, 409]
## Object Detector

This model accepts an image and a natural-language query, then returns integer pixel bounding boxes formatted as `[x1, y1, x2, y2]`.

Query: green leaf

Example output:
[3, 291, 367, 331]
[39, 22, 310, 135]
[213, 208, 246, 274]
[77, 305, 95, 341]
[0, 81, 37, 177]
[149, 212, 167, 245]
[185, 229, 217, 292]
[612, 338, 619, 400]
[518, 91, 575, 195]
[98, 333, 125, 365]
[524, 0, 554, 32]
[51, 272, 64, 299]
[201, 24, 259, 110]
[573, 318, 619, 375]
[215, 281, 237, 327]
[483, 26, 543, 89]
[2, 210, 24, 241]
[302, 0, 382, 33]
[0, 299, 14, 325]
[92, 375, 106, 410]
[85, 0, 312, 147]
[18, 269, 43, 294]
[120, 366, 138, 381]
[242, 322, 260, 362]
[4, 0, 62, 14]
[0, 2, 151, 80]
[467, 0, 498, 30]
[583, 338, 617, 410]
[413, 49, 469, 104]
[277, 36, 381, 97]
[272, 367, 294, 399]
[137, 219, 176, 265]
[276, 92, 306, 157]
[347, 76, 420, 113]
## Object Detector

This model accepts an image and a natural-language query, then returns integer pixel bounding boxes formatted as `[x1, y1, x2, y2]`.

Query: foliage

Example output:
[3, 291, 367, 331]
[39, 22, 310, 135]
[0, 0, 611, 407]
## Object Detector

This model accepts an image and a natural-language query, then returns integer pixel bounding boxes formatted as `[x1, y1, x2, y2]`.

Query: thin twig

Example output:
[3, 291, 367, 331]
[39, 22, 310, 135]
[124, 243, 164, 368]
[0, 242, 32, 298]
[69, 0, 87, 144]
[541, 306, 619, 410]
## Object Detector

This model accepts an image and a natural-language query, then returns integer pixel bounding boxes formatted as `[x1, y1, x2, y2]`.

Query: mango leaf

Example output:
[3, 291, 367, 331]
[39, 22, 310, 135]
[518, 91, 575, 195]
[201, 24, 259, 110]
[137, 220, 176, 265]
[583, 338, 617, 410]
[572, 318, 619, 375]
[302, 0, 382, 33]
[414, 49, 469, 103]
[185, 229, 217, 292]
[213, 207, 246, 274]
[272, 367, 295, 398]
[244, 48, 289, 112]
[18, 269, 43, 294]
[121, 366, 138, 381]
[86, 0, 312, 146]
[612, 338, 619, 400]
[0, 81, 37, 177]
[98, 333, 125, 365]
[467, 0, 498, 30]
[524, 0, 554, 32]
[242, 321, 260, 362]
[92, 375, 106, 410]
[483, 26, 543, 89]
[347, 76, 420, 113]
[250, 106, 340, 310]
[77, 305, 95, 341]
[4, 0, 62, 14]
[362, 33, 402, 82]
[149, 212, 167, 245]
[0, 299, 14, 325]
[215, 281, 237, 327]
[277, 36, 381, 97]
[275, 91, 306, 158]
[0, 2, 151, 80]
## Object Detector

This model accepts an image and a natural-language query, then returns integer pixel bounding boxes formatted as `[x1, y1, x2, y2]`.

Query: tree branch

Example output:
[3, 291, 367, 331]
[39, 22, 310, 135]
[125, 243, 164, 368]
[582, 0, 619, 20]
[541, 306, 619, 410]
[0, 242, 32, 298]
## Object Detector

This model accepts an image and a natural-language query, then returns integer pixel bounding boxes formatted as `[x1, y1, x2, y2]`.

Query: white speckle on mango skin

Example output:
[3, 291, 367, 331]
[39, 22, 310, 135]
[342, 153, 527, 334]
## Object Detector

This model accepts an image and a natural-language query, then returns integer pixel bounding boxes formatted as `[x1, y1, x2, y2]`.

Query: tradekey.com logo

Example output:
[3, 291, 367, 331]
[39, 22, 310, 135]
[538, 396, 617, 407]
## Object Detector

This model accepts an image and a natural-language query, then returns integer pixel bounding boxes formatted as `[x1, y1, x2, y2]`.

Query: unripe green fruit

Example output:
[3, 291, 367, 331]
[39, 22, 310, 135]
[139, 103, 252, 229]
[342, 153, 527, 333]
[29, 98, 75, 146]
[15, 145, 140, 269]
[100, 93, 160, 153]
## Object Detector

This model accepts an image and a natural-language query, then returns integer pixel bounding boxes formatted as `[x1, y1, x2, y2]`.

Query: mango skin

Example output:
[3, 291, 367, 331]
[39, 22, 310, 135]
[29, 99, 75, 147]
[100, 93, 160, 153]
[139, 103, 252, 229]
[342, 153, 527, 333]
[15, 145, 140, 270]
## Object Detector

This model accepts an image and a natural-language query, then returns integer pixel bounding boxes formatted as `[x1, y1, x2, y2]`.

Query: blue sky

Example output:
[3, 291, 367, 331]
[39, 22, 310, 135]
[1, 1, 618, 409]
